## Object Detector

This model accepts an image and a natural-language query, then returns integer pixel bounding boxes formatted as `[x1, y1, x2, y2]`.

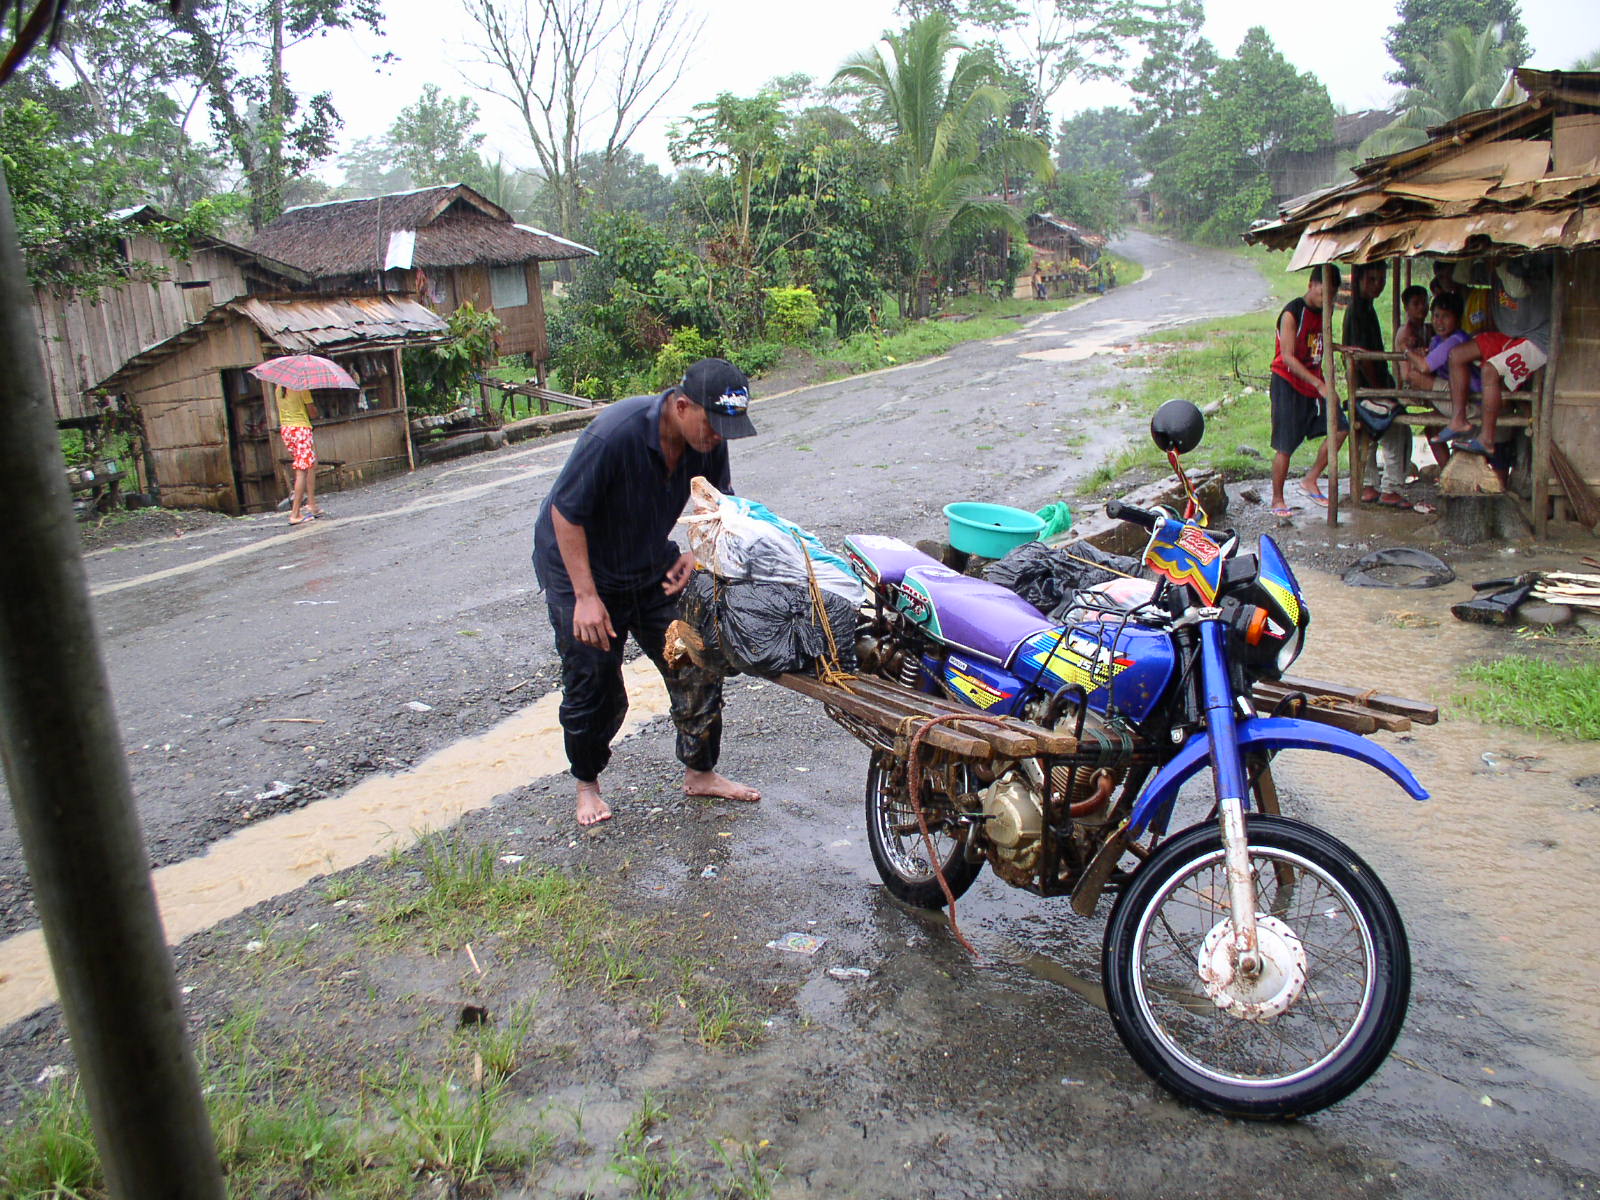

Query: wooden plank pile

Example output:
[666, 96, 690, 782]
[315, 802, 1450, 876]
[1531, 570, 1600, 611]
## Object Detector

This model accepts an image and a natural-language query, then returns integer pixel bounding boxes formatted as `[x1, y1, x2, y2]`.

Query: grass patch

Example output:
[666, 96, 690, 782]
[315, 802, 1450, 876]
[829, 310, 1027, 376]
[1458, 655, 1600, 740]
[1075, 245, 1320, 497]
[0, 1003, 543, 1197]
[368, 831, 587, 952]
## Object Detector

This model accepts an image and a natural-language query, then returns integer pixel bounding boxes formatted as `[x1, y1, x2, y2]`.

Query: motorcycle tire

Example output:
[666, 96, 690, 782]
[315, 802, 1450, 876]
[864, 749, 983, 909]
[1102, 814, 1409, 1119]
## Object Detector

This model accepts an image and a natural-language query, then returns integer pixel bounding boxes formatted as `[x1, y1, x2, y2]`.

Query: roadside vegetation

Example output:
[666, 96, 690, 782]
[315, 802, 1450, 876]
[0, 830, 780, 1197]
[1458, 653, 1600, 741]
[1080, 245, 1310, 495]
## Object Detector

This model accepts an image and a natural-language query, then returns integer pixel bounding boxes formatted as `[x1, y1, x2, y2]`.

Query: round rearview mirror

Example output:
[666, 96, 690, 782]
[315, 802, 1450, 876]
[1151, 399, 1205, 455]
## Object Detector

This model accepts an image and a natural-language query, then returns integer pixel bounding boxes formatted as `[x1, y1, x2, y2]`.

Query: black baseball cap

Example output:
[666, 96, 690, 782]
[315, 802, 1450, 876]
[678, 357, 756, 439]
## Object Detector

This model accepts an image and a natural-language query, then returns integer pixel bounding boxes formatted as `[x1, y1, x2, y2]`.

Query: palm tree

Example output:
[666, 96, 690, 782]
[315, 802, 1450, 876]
[834, 14, 1052, 317]
[1361, 26, 1513, 159]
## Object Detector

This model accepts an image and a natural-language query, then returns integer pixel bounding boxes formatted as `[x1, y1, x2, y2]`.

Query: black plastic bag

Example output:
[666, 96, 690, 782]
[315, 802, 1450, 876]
[680, 573, 858, 678]
[985, 540, 1140, 619]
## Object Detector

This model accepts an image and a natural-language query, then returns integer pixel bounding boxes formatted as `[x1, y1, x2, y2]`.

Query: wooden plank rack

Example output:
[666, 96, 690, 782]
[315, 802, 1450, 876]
[774, 670, 1437, 759]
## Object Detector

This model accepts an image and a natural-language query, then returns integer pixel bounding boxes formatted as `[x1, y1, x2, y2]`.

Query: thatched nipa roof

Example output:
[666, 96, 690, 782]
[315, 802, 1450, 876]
[247, 184, 594, 279]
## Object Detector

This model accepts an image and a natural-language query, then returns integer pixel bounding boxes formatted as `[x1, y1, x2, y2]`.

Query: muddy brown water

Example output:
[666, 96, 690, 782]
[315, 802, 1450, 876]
[0, 659, 668, 1027]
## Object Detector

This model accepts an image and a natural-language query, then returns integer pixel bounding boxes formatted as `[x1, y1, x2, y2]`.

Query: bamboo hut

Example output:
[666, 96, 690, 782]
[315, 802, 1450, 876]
[1247, 68, 1600, 537]
[31, 206, 309, 422]
[247, 185, 594, 381]
[94, 296, 448, 513]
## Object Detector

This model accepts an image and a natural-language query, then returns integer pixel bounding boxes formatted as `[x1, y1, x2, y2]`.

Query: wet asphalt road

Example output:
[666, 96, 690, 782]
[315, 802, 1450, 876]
[3, 231, 1597, 1195]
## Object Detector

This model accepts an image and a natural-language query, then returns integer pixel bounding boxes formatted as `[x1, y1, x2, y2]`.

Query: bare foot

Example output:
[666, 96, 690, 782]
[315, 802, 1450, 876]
[684, 769, 761, 803]
[576, 781, 611, 826]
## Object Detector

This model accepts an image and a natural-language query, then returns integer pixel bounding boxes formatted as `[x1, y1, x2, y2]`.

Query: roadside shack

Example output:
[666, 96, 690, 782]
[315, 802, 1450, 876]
[1247, 67, 1600, 538]
[93, 296, 448, 513]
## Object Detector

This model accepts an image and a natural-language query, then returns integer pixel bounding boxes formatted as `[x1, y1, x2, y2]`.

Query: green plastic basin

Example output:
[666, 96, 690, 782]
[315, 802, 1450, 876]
[943, 502, 1044, 558]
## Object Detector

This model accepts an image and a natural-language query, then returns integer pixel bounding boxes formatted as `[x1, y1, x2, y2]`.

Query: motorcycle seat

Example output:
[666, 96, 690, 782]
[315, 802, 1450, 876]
[899, 563, 1055, 666]
[842, 534, 941, 588]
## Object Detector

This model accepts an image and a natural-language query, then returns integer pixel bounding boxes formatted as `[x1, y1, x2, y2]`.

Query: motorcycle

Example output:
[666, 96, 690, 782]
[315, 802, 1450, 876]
[838, 400, 1422, 1119]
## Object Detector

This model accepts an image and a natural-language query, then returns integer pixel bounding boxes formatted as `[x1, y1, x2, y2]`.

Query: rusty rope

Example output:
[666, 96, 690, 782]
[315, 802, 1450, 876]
[898, 711, 1016, 962]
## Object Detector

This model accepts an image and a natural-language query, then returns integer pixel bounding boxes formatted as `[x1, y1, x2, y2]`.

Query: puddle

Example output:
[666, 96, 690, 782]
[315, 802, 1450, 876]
[1020, 317, 1150, 364]
[1276, 567, 1600, 1060]
[0, 658, 668, 1029]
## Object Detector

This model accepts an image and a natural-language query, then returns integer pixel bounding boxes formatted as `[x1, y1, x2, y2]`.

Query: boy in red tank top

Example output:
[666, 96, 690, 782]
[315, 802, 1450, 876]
[1268, 267, 1343, 515]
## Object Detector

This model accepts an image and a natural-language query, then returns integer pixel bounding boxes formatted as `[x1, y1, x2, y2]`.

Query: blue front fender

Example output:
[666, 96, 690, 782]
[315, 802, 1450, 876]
[1129, 715, 1429, 835]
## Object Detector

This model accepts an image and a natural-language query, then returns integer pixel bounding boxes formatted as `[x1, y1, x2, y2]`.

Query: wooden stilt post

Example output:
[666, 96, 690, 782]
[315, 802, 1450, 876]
[1533, 252, 1568, 539]
[1324, 262, 1341, 526]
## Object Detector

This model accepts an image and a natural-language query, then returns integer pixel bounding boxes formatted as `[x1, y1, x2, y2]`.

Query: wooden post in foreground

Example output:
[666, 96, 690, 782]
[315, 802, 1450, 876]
[1533, 252, 1568, 539]
[1323, 262, 1341, 526]
[0, 167, 224, 1198]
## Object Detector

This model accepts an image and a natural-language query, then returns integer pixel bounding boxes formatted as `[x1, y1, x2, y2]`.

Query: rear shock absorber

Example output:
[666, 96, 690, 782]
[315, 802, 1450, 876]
[898, 647, 923, 689]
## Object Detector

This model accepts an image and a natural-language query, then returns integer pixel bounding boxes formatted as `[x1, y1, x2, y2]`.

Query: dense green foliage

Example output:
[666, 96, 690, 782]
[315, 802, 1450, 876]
[402, 303, 504, 414]
[1384, 0, 1528, 88]
[1146, 27, 1334, 244]
[1, 0, 1373, 395]
[1361, 26, 1515, 158]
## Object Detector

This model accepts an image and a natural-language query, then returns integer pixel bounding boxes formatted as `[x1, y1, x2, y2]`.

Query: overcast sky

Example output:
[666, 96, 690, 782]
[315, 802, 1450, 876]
[287, 0, 1600, 178]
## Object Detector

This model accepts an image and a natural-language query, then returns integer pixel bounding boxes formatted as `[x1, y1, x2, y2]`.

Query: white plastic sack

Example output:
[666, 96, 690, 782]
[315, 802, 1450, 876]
[685, 478, 866, 605]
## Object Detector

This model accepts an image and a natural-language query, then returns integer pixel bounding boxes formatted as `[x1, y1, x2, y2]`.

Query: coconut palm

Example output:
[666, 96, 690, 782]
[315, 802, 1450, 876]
[834, 13, 1052, 317]
[1361, 26, 1513, 159]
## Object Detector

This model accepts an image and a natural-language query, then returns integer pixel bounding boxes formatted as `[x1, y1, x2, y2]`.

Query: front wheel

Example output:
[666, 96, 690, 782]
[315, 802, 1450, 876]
[864, 750, 983, 908]
[1102, 815, 1409, 1119]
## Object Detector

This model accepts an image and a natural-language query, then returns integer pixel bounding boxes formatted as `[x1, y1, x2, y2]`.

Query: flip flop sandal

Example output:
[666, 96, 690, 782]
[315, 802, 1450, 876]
[1296, 482, 1328, 506]
[1360, 489, 1381, 504]
[1376, 493, 1411, 508]
[288, 514, 310, 525]
[1429, 426, 1474, 445]
[1269, 505, 1294, 518]
[1453, 437, 1492, 457]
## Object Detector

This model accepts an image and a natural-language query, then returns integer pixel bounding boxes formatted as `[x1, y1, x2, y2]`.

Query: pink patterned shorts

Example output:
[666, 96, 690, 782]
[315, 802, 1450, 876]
[280, 425, 316, 471]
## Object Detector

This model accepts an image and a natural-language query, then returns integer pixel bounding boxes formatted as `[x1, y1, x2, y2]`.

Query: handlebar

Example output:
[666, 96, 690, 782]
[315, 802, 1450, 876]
[1105, 499, 1160, 530]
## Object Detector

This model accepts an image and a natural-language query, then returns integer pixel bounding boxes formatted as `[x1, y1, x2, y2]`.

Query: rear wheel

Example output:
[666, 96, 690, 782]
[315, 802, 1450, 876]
[864, 750, 983, 908]
[1102, 815, 1409, 1118]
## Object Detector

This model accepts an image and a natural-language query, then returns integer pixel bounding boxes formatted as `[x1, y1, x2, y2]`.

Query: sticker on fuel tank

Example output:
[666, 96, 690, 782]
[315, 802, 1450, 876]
[1018, 630, 1132, 690]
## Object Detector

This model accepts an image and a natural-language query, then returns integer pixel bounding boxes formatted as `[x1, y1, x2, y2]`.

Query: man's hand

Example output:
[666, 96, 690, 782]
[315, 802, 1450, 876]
[572, 594, 616, 649]
[662, 552, 696, 597]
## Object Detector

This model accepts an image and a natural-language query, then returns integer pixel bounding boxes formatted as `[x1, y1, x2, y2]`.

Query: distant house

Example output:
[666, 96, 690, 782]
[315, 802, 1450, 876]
[31, 205, 310, 422]
[95, 295, 449, 513]
[1269, 109, 1398, 209]
[1026, 213, 1106, 265]
[247, 184, 595, 378]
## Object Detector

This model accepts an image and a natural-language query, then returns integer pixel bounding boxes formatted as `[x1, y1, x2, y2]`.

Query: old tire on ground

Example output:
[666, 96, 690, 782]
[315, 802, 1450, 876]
[1102, 814, 1409, 1119]
[864, 749, 982, 908]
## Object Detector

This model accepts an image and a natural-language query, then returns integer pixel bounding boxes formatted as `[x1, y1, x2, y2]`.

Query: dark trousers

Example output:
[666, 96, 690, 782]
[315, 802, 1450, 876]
[546, 583, 723, 782]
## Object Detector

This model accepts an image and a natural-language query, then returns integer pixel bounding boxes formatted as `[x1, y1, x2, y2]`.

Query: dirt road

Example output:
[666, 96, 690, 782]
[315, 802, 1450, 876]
[3, 233, 1597, 1198]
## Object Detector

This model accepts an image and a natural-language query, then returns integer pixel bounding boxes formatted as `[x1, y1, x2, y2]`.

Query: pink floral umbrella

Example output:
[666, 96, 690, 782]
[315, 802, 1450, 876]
[248, 355, 360, 390]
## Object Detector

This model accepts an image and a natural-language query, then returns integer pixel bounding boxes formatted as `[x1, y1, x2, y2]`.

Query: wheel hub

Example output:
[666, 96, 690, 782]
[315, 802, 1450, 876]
[1197, 914, 1307, 1020]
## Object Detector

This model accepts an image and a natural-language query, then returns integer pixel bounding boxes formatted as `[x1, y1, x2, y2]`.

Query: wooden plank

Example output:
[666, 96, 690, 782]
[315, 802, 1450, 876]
[1254, 691, 1382, 739]
[843, 673, 1079, 756]
[775, 673, 995, 759]
[1272, 673, 1438, 723]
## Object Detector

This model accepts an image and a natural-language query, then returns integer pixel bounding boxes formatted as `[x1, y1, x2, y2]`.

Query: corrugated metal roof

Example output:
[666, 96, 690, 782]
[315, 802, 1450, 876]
[233, 296, 449, 353]
[1247, 68, 1600, 266]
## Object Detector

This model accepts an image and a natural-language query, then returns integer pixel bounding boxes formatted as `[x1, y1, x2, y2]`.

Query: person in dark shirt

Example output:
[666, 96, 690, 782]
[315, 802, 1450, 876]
[532, 358, 761, 826]
[1341, 263, 1411, 506]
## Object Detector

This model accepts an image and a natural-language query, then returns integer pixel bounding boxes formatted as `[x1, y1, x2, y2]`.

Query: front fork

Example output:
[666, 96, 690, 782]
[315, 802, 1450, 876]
[1198, 617, 1260, 976]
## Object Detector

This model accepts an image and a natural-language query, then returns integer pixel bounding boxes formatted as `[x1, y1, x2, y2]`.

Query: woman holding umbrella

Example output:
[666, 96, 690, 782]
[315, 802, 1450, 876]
[276, 384, 321, 525]
[248, 355, 360, 525]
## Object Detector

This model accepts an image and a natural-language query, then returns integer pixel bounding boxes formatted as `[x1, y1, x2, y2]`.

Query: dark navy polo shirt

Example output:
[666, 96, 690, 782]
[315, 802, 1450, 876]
[532, 391, 732, 599]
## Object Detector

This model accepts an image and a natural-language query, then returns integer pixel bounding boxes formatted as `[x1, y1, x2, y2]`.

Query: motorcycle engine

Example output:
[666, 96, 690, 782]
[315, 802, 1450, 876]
[980, 770, 1044, 875]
